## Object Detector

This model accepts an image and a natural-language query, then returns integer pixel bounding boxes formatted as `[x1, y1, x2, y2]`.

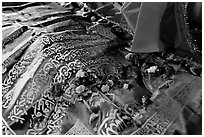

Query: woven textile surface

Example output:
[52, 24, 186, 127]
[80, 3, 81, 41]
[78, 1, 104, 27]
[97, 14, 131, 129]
[2, 2, 202, 135]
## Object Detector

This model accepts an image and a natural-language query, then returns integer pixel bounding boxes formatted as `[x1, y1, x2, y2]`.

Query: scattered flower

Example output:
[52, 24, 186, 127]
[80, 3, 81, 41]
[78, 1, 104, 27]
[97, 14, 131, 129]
[91, 73, 97, 79]
[142, 95, 153, 107]
[76, 69, 86, 78]
[70, 83, 76, 88]
[87, 90, 92, 93]
[125, 53, 134, 60]
[107, 79, 114, 87]
[123, 83, 129, 90]
[101, 84, 110, 92]
[132, 112, 143, 124]
[146, 66, 158, 73]
[77, 96, 83, 101]
[141, 96, 147, 104]
[87, 69, 92, 73]
[75, 85, 86, 93]
[138, 108, 147, 114]
[93, 127, 98, 132]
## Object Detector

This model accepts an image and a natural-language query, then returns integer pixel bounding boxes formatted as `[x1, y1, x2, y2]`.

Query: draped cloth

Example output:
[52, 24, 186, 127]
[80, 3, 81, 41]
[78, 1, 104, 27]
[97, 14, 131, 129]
[121, 2, 167, 53]
[121, 2, 202, 61]
[2, 2, 202, 135]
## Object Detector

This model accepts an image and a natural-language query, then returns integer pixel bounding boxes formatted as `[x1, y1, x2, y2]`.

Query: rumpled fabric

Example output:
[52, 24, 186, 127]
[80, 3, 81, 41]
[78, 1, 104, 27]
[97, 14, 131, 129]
[2, 2, 202, 135]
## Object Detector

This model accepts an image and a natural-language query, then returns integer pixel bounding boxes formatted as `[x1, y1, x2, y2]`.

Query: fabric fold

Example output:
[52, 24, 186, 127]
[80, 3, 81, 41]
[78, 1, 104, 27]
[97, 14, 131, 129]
[121, 2, 167, 53]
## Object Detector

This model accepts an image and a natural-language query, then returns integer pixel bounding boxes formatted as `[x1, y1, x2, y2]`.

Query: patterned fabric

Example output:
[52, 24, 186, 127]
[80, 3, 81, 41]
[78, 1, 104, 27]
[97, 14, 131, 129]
[2, 2, 202, 135]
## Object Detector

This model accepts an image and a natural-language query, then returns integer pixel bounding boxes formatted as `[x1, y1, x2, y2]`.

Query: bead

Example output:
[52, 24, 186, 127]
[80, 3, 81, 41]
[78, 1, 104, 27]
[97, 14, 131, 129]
[123, 83, 129, 90]
[91, 16, 96, 22]
[101, 84, 110, 93]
